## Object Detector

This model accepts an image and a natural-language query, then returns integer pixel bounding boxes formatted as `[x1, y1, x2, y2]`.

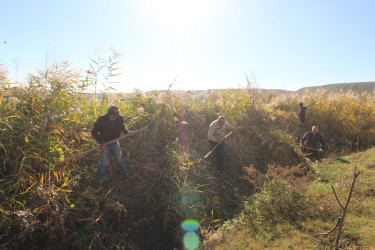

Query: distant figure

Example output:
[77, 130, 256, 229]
[92, 106, 134, 185]
[298, 102, 307, 127]
[300, 126, 325, 160]
[207, 116, 235, 171]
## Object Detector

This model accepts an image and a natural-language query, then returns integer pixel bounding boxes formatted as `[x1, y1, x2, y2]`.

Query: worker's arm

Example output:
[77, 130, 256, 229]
[300, 133, 307, 146]
[118, 116, 129, 135]
[91, 116, 105, 144]
[319, 134, 325, 151]
[227, 122, 240, 132]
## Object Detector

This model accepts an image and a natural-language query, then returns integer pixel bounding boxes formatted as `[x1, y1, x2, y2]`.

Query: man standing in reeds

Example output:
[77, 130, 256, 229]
[92, 106, 133, 185]
[300, 126, 325, 161]
[207, 116, 235, 171]
[298, 102, 307, 127]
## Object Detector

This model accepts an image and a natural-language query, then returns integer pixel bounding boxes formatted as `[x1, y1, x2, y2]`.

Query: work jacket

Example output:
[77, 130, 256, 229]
[207, 120, 234, 143]
[91, 114, 128, 144]
[300, 132, 324, 150]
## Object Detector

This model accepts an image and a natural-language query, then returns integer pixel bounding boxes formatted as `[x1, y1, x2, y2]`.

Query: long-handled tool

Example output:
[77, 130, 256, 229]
[204, 131, 233, 159]
[300, 146, 323, 152]
[55, 127, 146, 166]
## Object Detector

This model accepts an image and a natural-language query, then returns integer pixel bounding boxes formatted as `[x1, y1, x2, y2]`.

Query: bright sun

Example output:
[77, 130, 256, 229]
[143, 0, 218, 28]
[138, 0, 221, 90]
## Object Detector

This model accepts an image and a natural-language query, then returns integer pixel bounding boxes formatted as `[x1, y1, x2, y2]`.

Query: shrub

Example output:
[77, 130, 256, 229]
[242, 180, 310, 232]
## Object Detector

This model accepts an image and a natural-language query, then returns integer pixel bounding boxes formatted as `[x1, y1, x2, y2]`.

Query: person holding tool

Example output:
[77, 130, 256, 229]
[300, 125, 325, 161]
[92, 106, 134, 185]
[207, 116, 236, 171]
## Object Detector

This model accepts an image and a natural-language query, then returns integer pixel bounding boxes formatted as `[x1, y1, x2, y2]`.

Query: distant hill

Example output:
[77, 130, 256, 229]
[256, 89, 293, 95]
[84, 81, 375, 97]
[296, 81, 375, 94]
[210, 82, 375, 96]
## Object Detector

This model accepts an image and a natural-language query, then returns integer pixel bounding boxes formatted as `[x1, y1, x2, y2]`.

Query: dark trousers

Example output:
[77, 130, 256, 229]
[299, 116, 305, 127]
[303, 148, 320, 161]
[209, 141, 225, 170]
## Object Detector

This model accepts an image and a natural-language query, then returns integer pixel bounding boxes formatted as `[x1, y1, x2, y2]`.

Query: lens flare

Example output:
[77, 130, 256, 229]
[181, 219, 199, 232]
[183, 232, 199, 250]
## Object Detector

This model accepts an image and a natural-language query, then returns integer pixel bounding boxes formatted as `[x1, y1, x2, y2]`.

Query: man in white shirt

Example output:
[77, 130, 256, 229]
[207, 116, 234, 171]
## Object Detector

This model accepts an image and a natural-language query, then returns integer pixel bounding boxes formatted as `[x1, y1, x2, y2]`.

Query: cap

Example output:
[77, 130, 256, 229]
[108, 106, 119, 115]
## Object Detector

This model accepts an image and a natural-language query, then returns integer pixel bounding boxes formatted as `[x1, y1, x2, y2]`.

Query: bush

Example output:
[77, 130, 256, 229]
[242, 180, 310, 231]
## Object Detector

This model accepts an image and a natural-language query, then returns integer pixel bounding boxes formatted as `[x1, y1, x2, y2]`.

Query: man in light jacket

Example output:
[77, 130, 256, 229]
[207, 116, 234, 171]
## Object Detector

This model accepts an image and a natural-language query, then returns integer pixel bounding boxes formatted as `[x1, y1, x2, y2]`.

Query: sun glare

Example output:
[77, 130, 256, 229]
[143, 0, 218, 28]
[138, 0, 222, 91]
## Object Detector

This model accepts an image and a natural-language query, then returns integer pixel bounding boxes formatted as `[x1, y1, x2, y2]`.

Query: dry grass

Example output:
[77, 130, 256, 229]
[2, 62, 375, 248]
[205, 149, 375, 249]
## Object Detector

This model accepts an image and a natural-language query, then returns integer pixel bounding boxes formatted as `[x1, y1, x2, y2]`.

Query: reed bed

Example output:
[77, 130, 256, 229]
[1, 64, 375, 248]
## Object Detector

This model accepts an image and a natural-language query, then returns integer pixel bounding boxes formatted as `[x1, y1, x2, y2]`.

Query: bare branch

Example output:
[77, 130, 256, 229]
[331, 185, 344, 210]
[316, 166, 360, 250]
[334, 166, 360, 249]
[315, 217, 341, 237]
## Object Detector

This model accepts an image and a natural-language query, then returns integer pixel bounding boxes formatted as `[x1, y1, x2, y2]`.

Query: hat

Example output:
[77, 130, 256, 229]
[108, 106, 119, 115]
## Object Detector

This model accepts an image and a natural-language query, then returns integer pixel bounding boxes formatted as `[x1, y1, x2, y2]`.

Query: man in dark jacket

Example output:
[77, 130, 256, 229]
[298, 102, 307, 127]
[300, 126, 324, 160]
[92, 106, 133, 184]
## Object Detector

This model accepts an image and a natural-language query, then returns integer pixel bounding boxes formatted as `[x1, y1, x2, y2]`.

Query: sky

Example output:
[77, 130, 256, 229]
[1, 0, 375, 93]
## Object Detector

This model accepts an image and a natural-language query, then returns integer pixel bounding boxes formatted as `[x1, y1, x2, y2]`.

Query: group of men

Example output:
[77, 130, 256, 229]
[91, 104, 324, 184]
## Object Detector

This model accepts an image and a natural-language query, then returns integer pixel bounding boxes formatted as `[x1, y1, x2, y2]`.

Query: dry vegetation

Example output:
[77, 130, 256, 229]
[1, 60, 375, 249]
[205, 149, 375, 249]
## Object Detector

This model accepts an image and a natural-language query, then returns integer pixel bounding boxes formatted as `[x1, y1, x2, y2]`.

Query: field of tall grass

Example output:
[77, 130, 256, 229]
[1, 60, 375, 249]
